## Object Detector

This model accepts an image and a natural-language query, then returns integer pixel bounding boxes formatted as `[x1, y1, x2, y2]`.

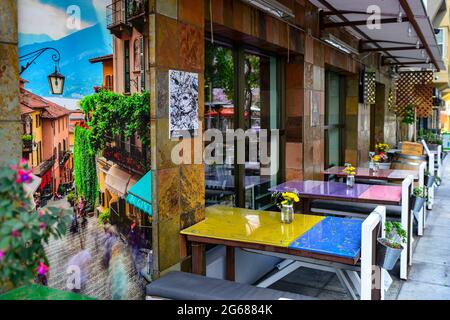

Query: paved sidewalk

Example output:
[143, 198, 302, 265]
[272, 156, 450, 299]
[390, 156, 450, 300]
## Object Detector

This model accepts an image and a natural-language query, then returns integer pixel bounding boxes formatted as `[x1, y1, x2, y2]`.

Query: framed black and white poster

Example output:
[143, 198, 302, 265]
[169, 70, 199, 138]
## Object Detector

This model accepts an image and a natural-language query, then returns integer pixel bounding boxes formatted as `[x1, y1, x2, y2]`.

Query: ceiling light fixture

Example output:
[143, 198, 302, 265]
[397, 12, 403, 23]
[241, 0, 294, 19]
[322, 33, 359, 55]
[416, 40, 421, 49]
[421, 50, 425, 57]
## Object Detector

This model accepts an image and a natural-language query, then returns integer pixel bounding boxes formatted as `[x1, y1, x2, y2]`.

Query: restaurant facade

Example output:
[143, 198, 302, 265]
[141, 0, 445, 278]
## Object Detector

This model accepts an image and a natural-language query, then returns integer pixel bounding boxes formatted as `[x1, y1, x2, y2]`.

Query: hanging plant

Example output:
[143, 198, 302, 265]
[80, 90, 150, 152]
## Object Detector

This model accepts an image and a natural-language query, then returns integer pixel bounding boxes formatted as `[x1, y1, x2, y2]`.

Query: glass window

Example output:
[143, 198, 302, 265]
[204, 42, 281, 210]
[204, 43, 236, 208]
[325, 71, 344, 168]
[436, 28, 445, 59]
[124, 40, 131, 93]
[243, 52, 279, 210]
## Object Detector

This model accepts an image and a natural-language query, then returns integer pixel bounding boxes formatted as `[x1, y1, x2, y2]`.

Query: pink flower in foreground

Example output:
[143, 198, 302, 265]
[38, 210, 44, 217]
[36, 262, 49, 276]
[11, 229, 20, 238]
[16, 169, 32, 184]
[39, 222, 46, 230]
[0, 250, 5, 261]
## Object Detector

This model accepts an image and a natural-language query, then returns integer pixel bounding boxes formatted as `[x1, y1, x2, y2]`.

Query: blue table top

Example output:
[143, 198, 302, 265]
[288, 216, 363, 260]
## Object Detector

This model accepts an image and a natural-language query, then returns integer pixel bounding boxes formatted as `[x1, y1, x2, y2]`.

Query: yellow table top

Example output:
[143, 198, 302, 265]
[181, 205, 325, 248]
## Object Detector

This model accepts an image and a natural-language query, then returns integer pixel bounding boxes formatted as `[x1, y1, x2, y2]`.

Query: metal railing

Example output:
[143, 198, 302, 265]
[103, 136, 150, 174]
[106, 0, 127, 28]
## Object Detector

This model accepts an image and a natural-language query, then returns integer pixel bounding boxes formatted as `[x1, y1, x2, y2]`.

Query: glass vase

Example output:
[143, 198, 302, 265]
[346, 175, 355, 188]
[281, 204, 294, 224]
[373, 162, 380, 172]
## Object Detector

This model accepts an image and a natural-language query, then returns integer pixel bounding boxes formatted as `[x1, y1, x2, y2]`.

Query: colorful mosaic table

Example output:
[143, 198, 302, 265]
[323, 166, 418, 182]
[181, 205, 365, 282]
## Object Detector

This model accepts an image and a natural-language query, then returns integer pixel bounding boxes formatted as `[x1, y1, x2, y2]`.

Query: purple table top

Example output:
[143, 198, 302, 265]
[323, 166, 418, 181]
[270, 180, 402, 204]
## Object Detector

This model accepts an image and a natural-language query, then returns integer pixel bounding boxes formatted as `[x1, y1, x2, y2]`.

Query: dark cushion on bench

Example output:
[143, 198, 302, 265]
[146, 271, 316, 300]
[311, 200, 402, 217]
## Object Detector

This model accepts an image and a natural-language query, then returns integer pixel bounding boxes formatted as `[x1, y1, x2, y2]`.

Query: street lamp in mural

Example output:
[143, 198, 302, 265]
[19, 47, 65, 95]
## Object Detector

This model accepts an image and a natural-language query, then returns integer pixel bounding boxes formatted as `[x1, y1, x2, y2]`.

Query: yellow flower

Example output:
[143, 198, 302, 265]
[282, 192, 300, 203]
[373, 155, 381, 162]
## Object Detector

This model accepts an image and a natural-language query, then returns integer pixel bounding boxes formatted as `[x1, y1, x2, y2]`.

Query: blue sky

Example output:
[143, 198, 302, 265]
[18, 0, 109, 41]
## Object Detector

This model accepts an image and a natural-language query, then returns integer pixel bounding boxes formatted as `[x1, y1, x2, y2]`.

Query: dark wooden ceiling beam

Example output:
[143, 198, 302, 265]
[382, 61, 428, 66]
[323, 17, 409, 28]
[398, 0, 440, 71]
[360, 39, 417, 46]
[360, 45, 424, 52]
[322, 10, 398, 16]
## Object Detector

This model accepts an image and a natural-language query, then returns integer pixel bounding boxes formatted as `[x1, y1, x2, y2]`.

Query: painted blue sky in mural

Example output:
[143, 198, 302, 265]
[18, 0, 112, 99]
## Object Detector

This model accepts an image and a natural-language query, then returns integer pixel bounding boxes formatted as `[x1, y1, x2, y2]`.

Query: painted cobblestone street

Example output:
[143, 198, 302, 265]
[43, 199, 146, 300]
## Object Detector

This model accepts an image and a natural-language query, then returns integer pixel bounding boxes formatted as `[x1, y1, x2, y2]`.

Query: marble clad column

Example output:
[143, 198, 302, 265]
[0, 0, 21, 166]
[149, 0, 205, 278]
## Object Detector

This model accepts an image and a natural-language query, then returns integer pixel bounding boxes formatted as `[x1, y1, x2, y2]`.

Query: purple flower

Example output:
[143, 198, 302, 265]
[11, 229, 20, 238]
[39, 222, 46, 230]
[0, 250, 5, 261]
[16, 169, 32, 184]
[36, 262, 49, 276]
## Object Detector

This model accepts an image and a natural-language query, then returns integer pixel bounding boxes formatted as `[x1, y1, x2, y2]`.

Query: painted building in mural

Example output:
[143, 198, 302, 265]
[87, 0, 152, 247]
[19, 78, 72, 196]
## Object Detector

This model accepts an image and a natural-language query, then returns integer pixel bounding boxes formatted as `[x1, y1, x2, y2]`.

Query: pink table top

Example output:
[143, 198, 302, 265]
[270, 180, 402, 205]
[359, 185, 403, 203]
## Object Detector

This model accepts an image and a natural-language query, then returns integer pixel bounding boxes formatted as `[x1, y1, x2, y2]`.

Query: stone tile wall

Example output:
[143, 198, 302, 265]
[0, 0, 20, 166]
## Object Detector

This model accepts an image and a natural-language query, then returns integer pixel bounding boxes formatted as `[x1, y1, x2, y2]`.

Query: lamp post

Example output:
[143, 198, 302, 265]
[19, 47, 65, 95]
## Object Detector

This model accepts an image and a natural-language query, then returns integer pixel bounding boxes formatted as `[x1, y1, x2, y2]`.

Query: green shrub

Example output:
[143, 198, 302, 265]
[97, 209, 110, 226]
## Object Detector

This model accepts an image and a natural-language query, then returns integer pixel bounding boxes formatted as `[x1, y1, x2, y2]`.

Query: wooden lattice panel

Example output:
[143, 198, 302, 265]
[387, 86, 396, 112]
[396, 71, 433, 118]
[364, 71, 376, 104]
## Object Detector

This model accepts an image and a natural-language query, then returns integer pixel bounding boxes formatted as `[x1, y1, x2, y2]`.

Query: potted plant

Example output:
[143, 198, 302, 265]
[423, 171, 440, 188]
[411, 187, 426, 213]
[272, 192, 300, 224]
[377, 221, 407, 271]
[374, 143, 391, 169]
[343, 163, 356, 187]
[399, 104, 415, 142]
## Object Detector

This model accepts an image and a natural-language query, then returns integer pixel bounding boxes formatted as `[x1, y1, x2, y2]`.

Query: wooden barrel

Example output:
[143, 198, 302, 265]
[391, 152, 427, 170]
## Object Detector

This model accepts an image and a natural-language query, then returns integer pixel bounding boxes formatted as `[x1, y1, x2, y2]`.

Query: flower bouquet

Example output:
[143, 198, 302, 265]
[272, 192, 300, 224]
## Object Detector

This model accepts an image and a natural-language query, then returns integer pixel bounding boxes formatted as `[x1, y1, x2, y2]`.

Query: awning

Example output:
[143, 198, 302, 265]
[125, 171, 152, 216]
[105, 164, 132, 197]
[310, 0, 446, 71]
[24, 174, 42, 197]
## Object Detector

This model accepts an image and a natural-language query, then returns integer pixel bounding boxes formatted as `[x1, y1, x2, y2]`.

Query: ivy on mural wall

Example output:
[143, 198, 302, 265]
[73, 125, 98, 205]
